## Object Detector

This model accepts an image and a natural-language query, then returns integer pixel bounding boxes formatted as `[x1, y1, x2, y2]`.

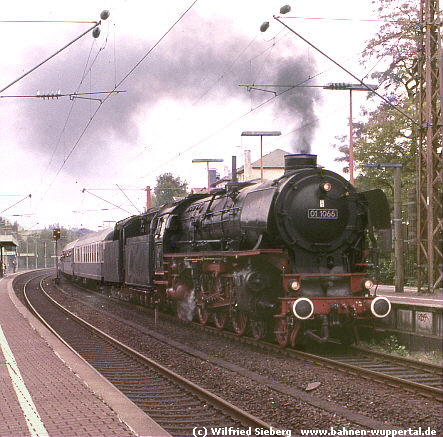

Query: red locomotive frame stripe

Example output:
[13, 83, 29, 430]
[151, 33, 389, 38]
[164, 249, 284, 258]
[278, 296, 375, 316]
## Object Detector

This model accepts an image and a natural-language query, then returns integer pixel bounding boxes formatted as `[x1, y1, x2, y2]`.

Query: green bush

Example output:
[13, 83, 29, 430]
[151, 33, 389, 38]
[376, 258, 395, 284]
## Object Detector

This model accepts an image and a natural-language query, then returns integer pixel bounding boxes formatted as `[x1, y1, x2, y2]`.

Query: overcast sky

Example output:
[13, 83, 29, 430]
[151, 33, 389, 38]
[0, 0, 382, 231]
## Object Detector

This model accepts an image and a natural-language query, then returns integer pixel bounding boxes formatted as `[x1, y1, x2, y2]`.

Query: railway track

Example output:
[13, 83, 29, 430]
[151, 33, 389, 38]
[324, 346, 442, 397]
[192, 319, 443, 402]
[19, 272, 273, 437]
[47, 274, 443, 403]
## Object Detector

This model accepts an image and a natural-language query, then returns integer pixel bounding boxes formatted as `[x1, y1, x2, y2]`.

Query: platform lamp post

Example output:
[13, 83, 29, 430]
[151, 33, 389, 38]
[323, 83, 378, 185]
[241, 131, 281, 182]
[192, 158, 224, 193]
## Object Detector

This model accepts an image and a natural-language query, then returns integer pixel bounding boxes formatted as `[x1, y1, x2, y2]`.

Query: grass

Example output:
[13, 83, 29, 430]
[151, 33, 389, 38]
[360, 335, 443, 366]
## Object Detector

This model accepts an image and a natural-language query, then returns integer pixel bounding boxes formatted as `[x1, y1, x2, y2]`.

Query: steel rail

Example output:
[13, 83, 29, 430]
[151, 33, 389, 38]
[197, 324, 443, 401]
[153, 306, 443, 401]
[48, 275, 443, 402]
[350, 345, 442, 374]
[22, 273, 273, 434]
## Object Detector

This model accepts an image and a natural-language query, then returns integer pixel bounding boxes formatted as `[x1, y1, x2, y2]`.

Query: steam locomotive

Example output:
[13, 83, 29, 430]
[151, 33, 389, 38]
[59, 154, 391, 346]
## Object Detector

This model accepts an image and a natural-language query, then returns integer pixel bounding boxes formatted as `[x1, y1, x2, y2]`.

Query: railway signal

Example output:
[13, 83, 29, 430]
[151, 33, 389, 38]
[53, 229, 61, 282]
[52, 229, 61, 241]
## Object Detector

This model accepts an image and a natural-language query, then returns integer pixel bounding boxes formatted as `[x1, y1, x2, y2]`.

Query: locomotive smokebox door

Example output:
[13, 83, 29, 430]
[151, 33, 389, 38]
[274, 169, 358, 253]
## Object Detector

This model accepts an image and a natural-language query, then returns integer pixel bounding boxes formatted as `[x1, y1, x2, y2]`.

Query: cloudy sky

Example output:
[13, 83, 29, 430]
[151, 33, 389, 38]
[0, 0, 382, 231]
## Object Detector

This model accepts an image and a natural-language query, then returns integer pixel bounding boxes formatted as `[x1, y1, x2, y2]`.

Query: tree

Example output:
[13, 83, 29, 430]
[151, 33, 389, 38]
[14, 226, 87, 269]
[361, 0, 421, 99]
[152, 173, 188, 207]
[333, 0, 420, 202]
[330, 0, 425, 285]
[353, 99, 417, 204]
[331, 135, 350, 175]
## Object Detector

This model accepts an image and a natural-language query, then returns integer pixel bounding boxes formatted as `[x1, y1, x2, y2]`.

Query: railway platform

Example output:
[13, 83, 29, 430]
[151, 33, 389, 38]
[0, 273, 169, 437]
[376, 284, 443, 308]
[369, 285, 442, 350]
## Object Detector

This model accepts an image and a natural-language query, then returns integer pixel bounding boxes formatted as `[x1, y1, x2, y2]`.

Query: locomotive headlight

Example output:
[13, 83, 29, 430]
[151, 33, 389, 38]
[292, 297, 314, 320]
[320, 182, 332, 192]
[361, 279, 374, 290]
[288, 279, 301, 292]
[370, 296, 391, 318]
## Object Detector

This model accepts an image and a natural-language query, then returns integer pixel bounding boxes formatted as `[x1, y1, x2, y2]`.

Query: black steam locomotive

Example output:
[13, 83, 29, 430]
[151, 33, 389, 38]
[59, 154, 391, 346]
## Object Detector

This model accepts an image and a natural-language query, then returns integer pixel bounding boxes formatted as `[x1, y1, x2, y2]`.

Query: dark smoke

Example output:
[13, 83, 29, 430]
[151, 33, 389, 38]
[273, 59, 322, 152]
[11, 15, 321, 178]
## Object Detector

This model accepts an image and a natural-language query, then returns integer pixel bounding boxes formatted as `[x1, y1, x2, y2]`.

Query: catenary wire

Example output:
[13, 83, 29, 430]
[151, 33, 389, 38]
[32, 0, 200, 216]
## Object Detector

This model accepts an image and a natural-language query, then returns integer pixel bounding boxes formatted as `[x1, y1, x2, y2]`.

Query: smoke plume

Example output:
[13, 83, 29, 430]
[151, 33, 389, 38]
[9, 15, 321, 178]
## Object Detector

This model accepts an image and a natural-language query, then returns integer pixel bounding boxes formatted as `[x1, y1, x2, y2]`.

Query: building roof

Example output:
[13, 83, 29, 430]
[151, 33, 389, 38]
[251, 148, 290, 168]
[0, 235, 18, 247]
[237, 148, 290, 174]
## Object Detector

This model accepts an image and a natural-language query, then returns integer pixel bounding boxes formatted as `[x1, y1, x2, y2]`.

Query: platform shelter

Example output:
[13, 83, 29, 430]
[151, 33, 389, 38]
[0, 235, 18, 277]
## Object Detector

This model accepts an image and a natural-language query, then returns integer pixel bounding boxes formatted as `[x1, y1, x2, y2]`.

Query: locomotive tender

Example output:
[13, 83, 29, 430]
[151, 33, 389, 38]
[59, 154, 391, 346]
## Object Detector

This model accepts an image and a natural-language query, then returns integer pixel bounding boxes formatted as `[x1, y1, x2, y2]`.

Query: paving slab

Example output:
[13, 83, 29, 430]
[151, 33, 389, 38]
[0, 273, 170, 437]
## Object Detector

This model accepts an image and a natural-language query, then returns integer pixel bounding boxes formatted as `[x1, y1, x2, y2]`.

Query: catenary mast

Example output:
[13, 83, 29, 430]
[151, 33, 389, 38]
[416, 0, 443, 292]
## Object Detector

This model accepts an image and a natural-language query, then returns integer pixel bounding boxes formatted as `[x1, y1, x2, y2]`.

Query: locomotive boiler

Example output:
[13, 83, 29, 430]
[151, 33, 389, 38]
[60, 154, 391, 346]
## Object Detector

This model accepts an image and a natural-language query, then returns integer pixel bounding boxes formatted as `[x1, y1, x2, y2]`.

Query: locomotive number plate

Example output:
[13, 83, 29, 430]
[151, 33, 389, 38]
[307, 209, 338, 219]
